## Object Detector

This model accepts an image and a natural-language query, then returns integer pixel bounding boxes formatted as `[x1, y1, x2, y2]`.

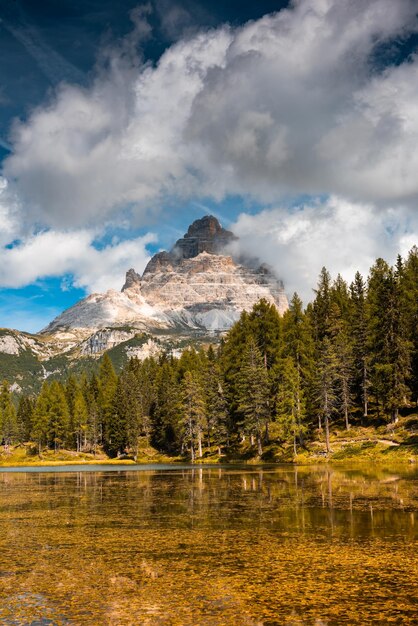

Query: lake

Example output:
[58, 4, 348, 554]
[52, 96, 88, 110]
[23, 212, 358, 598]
[0, 464, 416, 625]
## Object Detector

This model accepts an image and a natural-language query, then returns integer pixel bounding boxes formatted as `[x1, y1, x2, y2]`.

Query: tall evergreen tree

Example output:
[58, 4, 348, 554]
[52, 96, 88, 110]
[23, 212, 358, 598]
[98, 354, 118, 448]
[236, 337, 270, 456]
[180, 370, 206, 461]
[400, 247, 418, 404]
[73, 386, 89, 452]
[32, 382, 51, 454]
[205, 351, 230, 454]
[350, 272, 370, 419]
[0, 381, 18, 447]
[367, 259, 411, 421]
[316, 337, 339, 453]
[281, 293, 315, 433]
[17, 395, 34, 442]
[48, 381, 69, 451]
[275, 357, 307, 455]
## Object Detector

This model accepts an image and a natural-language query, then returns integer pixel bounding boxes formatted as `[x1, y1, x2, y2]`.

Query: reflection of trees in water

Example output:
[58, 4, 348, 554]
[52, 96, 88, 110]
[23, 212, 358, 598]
[0, 466, 416, 625]
[0, 467, 416, 540]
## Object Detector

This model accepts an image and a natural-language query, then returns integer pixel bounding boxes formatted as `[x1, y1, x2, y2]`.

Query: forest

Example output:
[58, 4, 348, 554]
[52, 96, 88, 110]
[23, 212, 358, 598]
[0, 248, 417, 460]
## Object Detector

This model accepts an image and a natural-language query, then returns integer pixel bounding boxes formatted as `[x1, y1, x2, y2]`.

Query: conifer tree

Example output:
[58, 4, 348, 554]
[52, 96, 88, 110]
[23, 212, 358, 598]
[32, 382, 51, 454]
[73, 386, 89, 452]
[236, 337, 270, 456]
[275, 357, 307, 455]
[350, 272, 370, 419]
[327, 301, 354, 430]
[98, 354, 118, 448]
[367, 259, 411, 421]
[180, 369, 206, 461]
[205, 351, 230, 454]
[281, 293, 315, 434]
[316, 337, 339, 453]
[151, 359, 182, 453]
[48, 381, 70, 451]
[400, 247, 418, 404]
[247, 298, 282, 369]
[17, 395, 34, 442]
[0, 381, 18, 447]
[65, 375, 78, 449]
[311, 267, 332, 342]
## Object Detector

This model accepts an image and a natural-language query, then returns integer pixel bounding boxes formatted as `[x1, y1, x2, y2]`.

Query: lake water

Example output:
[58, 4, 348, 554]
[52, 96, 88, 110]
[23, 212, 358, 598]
[0, 464, 416, 625]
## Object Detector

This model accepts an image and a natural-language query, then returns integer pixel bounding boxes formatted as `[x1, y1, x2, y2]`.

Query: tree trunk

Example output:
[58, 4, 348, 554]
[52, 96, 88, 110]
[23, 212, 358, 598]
[344, 399, 350, 431]
[363, 361, 368, 418]
[325, 413, 330, 454]
[197, 433, 203, 458]
[257, 433, 263, 456]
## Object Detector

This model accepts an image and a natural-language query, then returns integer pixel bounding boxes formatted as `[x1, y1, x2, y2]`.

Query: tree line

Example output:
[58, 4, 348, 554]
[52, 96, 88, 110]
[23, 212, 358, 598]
[1, 248, 417, 458]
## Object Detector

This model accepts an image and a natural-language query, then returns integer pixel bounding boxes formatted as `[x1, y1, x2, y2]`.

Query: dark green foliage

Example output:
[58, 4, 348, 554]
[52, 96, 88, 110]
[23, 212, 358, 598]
[236, 337, 270, 456]
[3, 248, 416, 458]
[0, 381, 18, 446]
[17, 395, 34, 442]
[180, 370, 206, 461]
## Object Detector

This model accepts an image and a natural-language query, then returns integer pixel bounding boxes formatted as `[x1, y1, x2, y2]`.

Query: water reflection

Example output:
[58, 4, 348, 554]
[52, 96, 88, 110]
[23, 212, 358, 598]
[0, 465, 417, 625]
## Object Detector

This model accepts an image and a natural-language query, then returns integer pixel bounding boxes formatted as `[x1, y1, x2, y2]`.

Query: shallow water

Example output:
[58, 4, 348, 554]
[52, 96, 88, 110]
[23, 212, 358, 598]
[0, 464, 416, 625]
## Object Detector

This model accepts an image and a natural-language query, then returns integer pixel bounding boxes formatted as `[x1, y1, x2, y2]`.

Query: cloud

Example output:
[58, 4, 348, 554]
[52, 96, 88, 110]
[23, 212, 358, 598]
[231, 197, 418, 304]
[0, 228, 156, 293]
[4, 0, 418, 230]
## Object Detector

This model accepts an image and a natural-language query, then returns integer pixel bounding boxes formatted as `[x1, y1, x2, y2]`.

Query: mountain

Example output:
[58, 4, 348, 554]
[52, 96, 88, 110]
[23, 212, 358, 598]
[44, 216, 288, 338]
[0, 216, 288, 390]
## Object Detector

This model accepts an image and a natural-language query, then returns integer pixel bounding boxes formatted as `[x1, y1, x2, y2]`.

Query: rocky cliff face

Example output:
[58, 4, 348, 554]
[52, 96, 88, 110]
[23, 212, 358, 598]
[42, 215, 288, 343]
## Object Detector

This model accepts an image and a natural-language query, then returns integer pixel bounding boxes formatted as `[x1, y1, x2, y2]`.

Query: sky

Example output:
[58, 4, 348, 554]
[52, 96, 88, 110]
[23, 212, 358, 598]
[0, 0, 417, 332]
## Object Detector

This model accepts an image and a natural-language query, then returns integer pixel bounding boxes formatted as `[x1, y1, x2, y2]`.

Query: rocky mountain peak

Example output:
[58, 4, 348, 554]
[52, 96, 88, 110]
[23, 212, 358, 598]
[42, 215, 288, 343]
[173, 215, 237, 260]
[122, 268, 141, 291]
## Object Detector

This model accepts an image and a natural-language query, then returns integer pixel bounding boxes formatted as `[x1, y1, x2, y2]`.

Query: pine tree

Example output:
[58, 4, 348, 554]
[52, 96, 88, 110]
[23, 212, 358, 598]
[400, 247, 418, 405]
[275, 357, 307, 455]
[316, 337, 339, 453]
[311, 267, 332, 342]
[65, 375, 78, 449]
[73, 386, 89, 452]
[281, 293, 315, 435]
[236, 337, 270, 456]
[0, 381, 18, 448]
[205, 353, 230, 454]
[180, 370, 206, 461]
[32, 382, 51, 454]
[85, 373, 100, 453]
[151, 359, 182, 453]
[328, 301, 354, 430]
[17, 395, 34, 442]
[350, 272, 370, 419]
[48, 381, 70, 452]
[247, 298, 282, 369]
[98, 353, 118, 448]
[367, 259, 411, 421]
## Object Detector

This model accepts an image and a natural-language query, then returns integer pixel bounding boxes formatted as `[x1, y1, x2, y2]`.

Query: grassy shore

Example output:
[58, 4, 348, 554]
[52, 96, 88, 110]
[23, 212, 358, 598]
[1, 415, 417, 468]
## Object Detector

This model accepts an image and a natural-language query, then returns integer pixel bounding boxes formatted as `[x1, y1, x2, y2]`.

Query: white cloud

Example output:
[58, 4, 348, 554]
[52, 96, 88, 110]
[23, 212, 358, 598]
[231, 198, 418, 304]
[0, 228, 156, 293]
[3, 0, 418, 229]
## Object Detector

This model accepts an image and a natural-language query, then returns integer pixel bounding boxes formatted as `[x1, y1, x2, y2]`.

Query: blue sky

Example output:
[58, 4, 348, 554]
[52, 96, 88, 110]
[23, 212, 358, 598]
[0, 0, 417, 332]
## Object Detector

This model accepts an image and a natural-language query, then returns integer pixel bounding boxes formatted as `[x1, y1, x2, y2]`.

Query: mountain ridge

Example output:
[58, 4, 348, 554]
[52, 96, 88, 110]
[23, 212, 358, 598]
[0, 216, 288, 391]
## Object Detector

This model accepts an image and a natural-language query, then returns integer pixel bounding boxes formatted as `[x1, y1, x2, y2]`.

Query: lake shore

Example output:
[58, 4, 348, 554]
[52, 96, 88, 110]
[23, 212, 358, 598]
[1, 430, 416, 468]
